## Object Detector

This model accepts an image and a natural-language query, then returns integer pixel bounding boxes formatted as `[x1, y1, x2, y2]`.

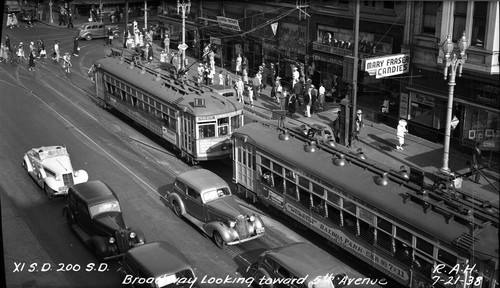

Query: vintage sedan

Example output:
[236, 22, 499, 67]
[167, 169, 265, 248]
[63, 181, 146, 260]
[22, 146, 88, 198]
[118, 241, 198, 288]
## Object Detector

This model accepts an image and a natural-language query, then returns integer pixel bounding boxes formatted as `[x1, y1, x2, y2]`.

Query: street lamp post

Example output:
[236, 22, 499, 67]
[440, 33, 468, 174]
[177, 0, 191, 71]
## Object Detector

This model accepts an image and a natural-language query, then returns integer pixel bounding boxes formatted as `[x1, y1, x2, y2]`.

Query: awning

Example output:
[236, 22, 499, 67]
[72, 0, 145, 5]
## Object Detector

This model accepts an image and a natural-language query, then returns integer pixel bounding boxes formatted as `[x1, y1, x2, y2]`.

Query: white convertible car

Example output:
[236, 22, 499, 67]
[22, 146, 88, 198]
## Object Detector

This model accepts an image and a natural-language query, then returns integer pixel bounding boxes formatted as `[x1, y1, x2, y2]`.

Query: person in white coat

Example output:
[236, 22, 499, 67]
[396, 119, 408, 150]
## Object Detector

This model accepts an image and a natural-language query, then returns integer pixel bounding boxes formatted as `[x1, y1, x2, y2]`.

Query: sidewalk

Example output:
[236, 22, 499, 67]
[41, 16, 499, 205]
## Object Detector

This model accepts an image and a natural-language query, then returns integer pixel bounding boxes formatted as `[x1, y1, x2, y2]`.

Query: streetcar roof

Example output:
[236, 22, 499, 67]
[95, 57, 243, 117]
[176, 169, 230, 194]
[233, 122, 499, 261]
[265, 242, 341, 279]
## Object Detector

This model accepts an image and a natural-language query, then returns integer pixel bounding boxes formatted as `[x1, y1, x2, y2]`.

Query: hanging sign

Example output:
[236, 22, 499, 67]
[216, 16, 241, 31]
[271, 22, 278, 36]
[365, 53, 410, 78]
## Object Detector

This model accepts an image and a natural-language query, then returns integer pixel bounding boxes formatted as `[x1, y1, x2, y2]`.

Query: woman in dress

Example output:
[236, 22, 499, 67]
[28, 50, 36, 71]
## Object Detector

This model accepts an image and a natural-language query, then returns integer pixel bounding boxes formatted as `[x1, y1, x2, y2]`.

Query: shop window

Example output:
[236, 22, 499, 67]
[471, 2, 487, 48]
[327, 204, 341, 226]
[452, 2, 468, 42]
[359, 220, 375, 244]
[422, 2, 438, 35]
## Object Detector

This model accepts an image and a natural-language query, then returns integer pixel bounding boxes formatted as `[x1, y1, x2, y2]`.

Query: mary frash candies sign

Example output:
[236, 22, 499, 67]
[365, 54, 410, 78]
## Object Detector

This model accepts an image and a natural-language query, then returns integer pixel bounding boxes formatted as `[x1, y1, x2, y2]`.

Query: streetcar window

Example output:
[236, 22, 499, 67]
[298, 188, 310, 208]
[376, 231, 392, 252]
[272, 162, 283, 174]
[377, 217, 392, 234]
[219, 126, 228, 136]
[312, 182, 324, 197]
[286, 180, 297, 198]
[199, 124, 215, 138]
[311, 194, 325, 216]
[359, 220, 375, 244]
[261, 168, 273, 186]
[327, 204, 341, 225]
[416, 237, 434, 256]
[395, 239, 412, 265]
[218, 118, 229, 136]
[342, 198, 356, 214]
[396, 227, 412, 244]
[285, 168, 295, 180]
[274, 174, 284, 194]
[437, 249, 457, 270]
[414, 254, 433, 277]
[261, 157, 271, 168]
[298, 176, 309, 189]
[231, 115, 241, 131]
[326, 191, 340, 206]
[343, 212, 357, 235]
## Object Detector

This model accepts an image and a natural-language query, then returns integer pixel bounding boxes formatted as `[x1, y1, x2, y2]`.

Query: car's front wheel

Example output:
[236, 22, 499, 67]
[85, 34, 93, 41]
[213, 231, 224, 248]
[44, 185, 54, 199]
[172, 201, 182, 217]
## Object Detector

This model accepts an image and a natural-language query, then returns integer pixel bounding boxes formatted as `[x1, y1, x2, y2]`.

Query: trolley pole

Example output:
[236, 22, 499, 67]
[144, 0, 147, 32]
[177, 0, 191, 71]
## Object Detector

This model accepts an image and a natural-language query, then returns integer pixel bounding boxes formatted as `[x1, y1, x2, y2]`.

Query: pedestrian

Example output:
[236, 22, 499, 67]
[274, 77, 282, 103]
[163, 34, 170, 54]
[261, 62, 269, 88]
[107, 27, 114, 45]
[318, 83, 325, 110]
[279, 88, 287, 111]
[304, 86, 312, 117]
[286, 92, 296, 116]
[396, 119, 408, 150]
[58, 10, 64, 26]
[38, 39, 46, 59]
[122, 29, 128, 49]
[235, 76, 244, 103]
[310, 84, 318, 114]
[0, 43, 6, 63]
[218, 70, 224, 86]
[246, 84, 254, 107]
[332, 108, 341, 143]
[73, 37, 80, 57]
[470, 142, 483, 183]
[252, 73, 261, 100]
[5, 35, 12, 54]
[235, 54, 242, 75]
[292, 66, 300, 87]
[62, 52, 72, 73]
[147, 43, 154, 63]
[29, 41, 36, 54]
[6, 13, 13, 29]
[53, 40, 60, 62]
[242, 67, 248, 84]
[225, 71, 232, 87]
[351, 109, 364, 147]
[28, 50, 36, 71]
[67, 13, 74, 28]
[16, 42, 26, 63]
[197, 63, 204, 86]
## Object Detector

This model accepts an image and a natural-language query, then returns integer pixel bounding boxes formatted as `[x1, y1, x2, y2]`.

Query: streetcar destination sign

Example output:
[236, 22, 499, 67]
[364, 53, 410, 79]
[285, 203, 409, 282]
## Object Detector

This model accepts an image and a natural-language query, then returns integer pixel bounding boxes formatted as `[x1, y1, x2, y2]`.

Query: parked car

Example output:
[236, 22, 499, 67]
[167, 169, 265, 248]
[118, 241, 198, 288]
[5, 1, 21, 13]
[247, 242, 347, 288]
[76, 22, 120, 41]
[22, 146, 88, 198]
[63, 181, 146, 260]
[292, 118, 336, 146]
[210, 84, 236, 98]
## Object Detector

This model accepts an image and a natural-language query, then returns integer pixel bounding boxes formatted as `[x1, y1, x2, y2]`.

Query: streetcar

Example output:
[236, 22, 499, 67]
[93, 55, 244, 164]
[232, 121, 499, 288]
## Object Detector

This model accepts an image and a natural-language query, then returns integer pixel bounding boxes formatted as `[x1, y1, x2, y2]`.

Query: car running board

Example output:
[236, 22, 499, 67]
[71, 224, 91, 244]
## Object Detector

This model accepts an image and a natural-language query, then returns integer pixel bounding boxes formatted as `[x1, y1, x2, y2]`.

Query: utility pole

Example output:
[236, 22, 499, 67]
[144, 0, 147, 31]
[350, 0, 360, 147]
[125, 0, 129, 31]
[177, 0, 191, 71]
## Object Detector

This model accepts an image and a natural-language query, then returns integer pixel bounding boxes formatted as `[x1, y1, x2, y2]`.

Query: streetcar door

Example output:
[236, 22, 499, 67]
[180, 114, 195, 158]
[95, 68, 105, 106]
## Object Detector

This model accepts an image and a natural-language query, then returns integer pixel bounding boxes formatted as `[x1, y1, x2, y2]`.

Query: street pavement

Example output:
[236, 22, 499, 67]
[40, 14, 498, 202]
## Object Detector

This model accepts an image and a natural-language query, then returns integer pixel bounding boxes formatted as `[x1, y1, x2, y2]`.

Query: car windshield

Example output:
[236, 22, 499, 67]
[202, 187, 230, 203]
[89, 200, 121, 218]
[37, 147, 68, 161]
[156, 269, 196, 288]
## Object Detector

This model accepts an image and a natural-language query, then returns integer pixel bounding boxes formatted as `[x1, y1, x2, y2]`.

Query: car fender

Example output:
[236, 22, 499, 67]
[22, 155, 34, 172]
[74, 170, 89, 184]
[168, 193, 186, 214]
[129, 227, 146, 245]
[252, 215, 265, 231]
[90, 236, 108, 255]
[44, 176, 60, 191]
[204, 222, 234, 243]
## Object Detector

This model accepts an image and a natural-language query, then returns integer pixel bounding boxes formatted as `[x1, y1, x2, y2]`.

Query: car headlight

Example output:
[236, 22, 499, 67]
[109, 237, 115, 244]
[74, 171, 79, 177]
[228, 220, 236, 228]
[222, 144, 228, 151]
[55, 175, 60, 181]
[129, 232, 136, 239]
[249, 215, 255, 222]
